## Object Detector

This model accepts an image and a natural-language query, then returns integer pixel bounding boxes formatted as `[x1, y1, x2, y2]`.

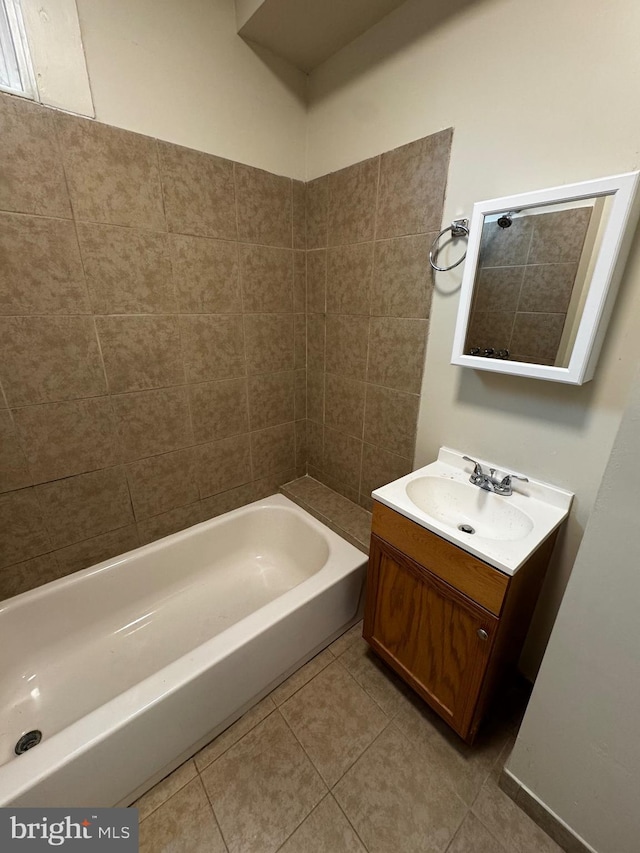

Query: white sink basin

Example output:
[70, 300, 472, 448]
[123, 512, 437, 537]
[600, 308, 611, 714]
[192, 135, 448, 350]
[372, 447, 573, 575]
[405, 476, 534, 542]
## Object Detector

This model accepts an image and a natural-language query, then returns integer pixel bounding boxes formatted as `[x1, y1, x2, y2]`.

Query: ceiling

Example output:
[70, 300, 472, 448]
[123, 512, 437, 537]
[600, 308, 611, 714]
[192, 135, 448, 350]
[235, 0, 409, 73]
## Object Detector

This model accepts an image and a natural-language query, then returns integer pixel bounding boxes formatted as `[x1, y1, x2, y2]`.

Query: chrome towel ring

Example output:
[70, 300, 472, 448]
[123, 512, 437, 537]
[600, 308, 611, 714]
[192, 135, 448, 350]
[429, 218, 469, 272]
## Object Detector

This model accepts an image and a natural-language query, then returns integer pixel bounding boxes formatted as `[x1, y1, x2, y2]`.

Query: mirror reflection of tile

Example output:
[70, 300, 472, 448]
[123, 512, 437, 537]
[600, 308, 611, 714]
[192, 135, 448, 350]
[464, 206, 592, 366]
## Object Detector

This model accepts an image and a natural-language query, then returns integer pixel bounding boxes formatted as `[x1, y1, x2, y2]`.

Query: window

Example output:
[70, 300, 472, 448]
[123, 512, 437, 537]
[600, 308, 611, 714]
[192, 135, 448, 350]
[0, 0, 37, 99]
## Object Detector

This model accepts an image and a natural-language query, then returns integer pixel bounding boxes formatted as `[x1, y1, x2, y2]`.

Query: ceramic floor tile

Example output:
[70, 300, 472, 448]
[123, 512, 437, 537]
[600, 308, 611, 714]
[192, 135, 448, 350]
[393, 689, 511, 806]
[280, 660, 388, 787]
[333, 725, 467, 853]
[134, 759, 197, 821]
[270, 649, 335, 706]
[328, 620, 364, 657]
[139, 776, 226, 853]
[194, 697, 276, 772]
[445, 812, 507, 853]
[200, 711, 326, 853]
[278, 794, 366, 853]
[337, 637, 410, 718]
[472, 773, 563, 853]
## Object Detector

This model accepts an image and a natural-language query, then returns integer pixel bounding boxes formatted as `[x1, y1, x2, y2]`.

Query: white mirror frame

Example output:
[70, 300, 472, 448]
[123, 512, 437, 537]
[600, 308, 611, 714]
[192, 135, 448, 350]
[451, 171, 640, 384]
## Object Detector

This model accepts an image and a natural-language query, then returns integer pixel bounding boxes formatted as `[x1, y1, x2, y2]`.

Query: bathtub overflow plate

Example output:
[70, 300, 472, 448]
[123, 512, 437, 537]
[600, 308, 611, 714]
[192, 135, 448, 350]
[15, 730, 42, 755]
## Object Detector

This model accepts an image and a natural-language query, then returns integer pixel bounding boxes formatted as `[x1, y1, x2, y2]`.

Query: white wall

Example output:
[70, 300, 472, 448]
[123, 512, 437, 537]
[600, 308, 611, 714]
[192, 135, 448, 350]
[75, 0, 307, 178]
[506, 364, 640, 853]
[306, 0, 640, 674]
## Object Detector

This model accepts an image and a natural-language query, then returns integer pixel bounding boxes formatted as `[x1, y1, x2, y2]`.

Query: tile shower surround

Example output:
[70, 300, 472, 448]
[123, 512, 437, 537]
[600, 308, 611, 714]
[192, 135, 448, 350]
[0, 90, 452, 598]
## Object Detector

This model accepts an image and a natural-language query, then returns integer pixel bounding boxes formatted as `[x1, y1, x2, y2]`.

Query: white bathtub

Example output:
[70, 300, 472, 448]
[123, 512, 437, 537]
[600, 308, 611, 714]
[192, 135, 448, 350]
[0, 494, 367, 807]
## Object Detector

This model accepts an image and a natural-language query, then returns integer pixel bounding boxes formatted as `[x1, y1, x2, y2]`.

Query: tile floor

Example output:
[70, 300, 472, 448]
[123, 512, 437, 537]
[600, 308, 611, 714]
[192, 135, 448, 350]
[133, 623, 561, 853]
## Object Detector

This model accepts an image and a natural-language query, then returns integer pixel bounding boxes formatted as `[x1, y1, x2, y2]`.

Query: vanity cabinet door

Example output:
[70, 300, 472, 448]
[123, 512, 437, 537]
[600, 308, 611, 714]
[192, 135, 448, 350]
[364, 534, 498, 741]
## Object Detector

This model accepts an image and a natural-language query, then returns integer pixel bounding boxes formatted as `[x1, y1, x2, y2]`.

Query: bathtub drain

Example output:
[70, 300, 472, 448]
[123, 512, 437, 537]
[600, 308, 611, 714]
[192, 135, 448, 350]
[15, 730, 42, 755]
[457, 523, 475, 535]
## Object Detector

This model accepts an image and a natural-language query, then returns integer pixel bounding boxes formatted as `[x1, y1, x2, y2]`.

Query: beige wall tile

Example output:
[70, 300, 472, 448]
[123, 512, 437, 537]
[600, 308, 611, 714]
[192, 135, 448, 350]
[0, 410, 31, 493]
[306, 175, 328, 249]
[371, 235, 433, 318]
[519, 263, 577, 313]
[376, 129, 452, 239]
[137, 502, 205, 546]
[367, 317, 427, 393]
[325, 314, 370, 380]
[54, 525, 139, 576]
[36, 466, 134, 549]
[0, 213, 89, 315]
[479, 217, 533, 267]
[170, 234, 242, 314]
[325, 373, 366, 439]
[528, 207, 592, 265]
[253, 468, 300, 500]
[78, 223, 176, 314]
[293, 179, 306, 250]
[200, 483, 256, 521]
[196, 433, 252, 498]
[139, 776, 226, 853]
[307, 370, 324, 424]
[295, 313, 306, 369]
[295, 368, 307, 420]
[360, 443, 411, 503]
[251, 422, 296, 479]
[296, 419, 307, 468]
[364, 384, 419, 459]
[158, 141, 236, 239]
[180, 314, 245, 383]
[236, 163, 292, 247]
[248, 370, 295, 430]
[306, 249, 327, 313]
[307, 420, 323, 468]
[294, 250, 307, 312]
[244, 314, 294, 375]
[474, 266, 524, 313]
[327, 243, 374, 316]
[170, 234, 240, 314]
[0, 488, 51, 569]
[240, 245, 293, 313]
[0, 316, 107, 406]
[126, 448, 198, 520]
[0, 93, 70, 218]
[315, 470, 361, 505]
[306, 313, 326, 371]
[96, 315, 184, 394]
[328, 158, 379, 246]
[510, 312, 566, 363]
[57, 114, 165, 230]
[200, 712, 325, 853]
[13, 397, 120, 484]
[465, 311, 515, 355]
[188, 378, 249, 444]
[323, 427, 362, 491]
[112, 387, 193, 462]
[280, 661, 387, 786]
[0, 553, 60, 602]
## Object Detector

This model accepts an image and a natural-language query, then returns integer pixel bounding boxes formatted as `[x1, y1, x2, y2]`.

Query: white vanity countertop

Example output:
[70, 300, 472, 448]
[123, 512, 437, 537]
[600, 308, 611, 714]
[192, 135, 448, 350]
[372, 447, 574, 576]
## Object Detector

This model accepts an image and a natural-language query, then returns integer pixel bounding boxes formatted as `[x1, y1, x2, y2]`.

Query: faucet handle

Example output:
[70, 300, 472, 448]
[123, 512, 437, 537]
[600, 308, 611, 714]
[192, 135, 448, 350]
[462, 455, 485, 481]
[497, 472, 529, 494]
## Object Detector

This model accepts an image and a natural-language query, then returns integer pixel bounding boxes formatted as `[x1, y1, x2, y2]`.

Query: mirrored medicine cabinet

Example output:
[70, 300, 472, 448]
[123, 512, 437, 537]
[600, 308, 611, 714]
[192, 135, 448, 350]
[451, 171, 640, 384]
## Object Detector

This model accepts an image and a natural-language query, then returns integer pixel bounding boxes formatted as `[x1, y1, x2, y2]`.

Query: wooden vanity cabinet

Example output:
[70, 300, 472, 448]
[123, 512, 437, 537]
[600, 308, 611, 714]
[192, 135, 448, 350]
[363, 501, 557, 743]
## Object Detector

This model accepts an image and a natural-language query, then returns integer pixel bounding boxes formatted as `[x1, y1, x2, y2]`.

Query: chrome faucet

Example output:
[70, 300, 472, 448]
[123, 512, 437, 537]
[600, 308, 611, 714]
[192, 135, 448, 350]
[462, 456, 528, 496]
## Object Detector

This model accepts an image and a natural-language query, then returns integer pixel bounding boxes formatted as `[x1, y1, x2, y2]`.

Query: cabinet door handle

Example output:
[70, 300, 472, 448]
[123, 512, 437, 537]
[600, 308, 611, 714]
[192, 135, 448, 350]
[477, 628, 489, 641]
